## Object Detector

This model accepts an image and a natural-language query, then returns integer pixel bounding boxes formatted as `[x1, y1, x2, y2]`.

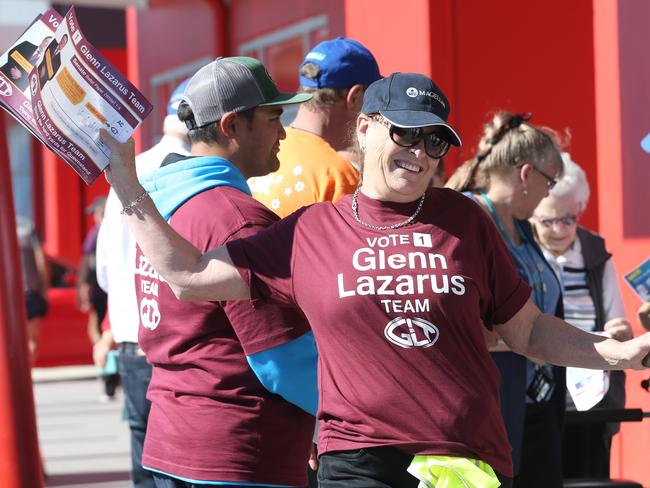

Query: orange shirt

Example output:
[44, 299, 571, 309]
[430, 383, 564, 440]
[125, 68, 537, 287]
[250, 128, 359, 218]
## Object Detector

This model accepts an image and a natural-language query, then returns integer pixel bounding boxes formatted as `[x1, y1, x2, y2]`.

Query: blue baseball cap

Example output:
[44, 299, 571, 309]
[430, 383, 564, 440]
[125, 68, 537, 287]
[167, 77, 192, 116]
[299, 37, 381, 89]
[362, 72, 461, 147]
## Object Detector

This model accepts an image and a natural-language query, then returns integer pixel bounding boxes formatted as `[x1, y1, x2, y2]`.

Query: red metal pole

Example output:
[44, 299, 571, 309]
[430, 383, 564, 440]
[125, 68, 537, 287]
[0, 115, 44, 487]
[125, 5, 143, 156]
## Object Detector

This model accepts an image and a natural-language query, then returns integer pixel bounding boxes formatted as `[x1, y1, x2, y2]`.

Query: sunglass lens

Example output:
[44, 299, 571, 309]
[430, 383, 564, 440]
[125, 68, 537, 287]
[425, 137, 449, 158]
[391, 126, 421, 147]
[389, 125, 451, 158]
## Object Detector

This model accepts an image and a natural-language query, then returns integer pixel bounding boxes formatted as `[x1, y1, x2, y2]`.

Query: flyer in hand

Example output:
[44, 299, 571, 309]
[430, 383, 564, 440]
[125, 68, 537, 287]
[624, 257, 650, 302]
[0, 7, 152, 184]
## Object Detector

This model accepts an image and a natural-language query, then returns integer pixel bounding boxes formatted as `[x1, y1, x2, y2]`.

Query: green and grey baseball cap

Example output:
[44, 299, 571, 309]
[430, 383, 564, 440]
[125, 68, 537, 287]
[181, 56, 311, 128]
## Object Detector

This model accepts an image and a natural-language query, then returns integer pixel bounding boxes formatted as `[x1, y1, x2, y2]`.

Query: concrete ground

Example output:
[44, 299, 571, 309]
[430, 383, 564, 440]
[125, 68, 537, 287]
[33, 366, 132, 488]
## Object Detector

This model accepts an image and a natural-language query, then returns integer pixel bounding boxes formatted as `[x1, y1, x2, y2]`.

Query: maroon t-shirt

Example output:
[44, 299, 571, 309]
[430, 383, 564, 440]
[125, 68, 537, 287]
[227, 187, 531, 477]
[135, 187, 313, 485]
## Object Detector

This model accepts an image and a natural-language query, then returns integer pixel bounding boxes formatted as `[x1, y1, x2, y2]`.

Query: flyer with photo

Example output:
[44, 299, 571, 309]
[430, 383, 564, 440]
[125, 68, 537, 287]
[0, 7, 153, 184]
[624, 257, 650, 302]
[0, 8, 60, 143]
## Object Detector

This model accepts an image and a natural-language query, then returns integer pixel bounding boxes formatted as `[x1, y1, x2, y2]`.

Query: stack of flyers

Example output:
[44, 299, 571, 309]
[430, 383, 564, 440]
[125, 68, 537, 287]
[0, 7, 152, 184]
[624, 257, 650, 302]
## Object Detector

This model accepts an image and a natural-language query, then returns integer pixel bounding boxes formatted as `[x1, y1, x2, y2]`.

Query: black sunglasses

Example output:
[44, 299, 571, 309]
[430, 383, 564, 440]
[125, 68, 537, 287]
[373, 116, 451, 159]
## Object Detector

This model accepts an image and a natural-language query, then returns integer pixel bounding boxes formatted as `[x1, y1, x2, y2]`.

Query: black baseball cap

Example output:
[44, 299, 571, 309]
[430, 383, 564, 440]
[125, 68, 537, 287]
[362, 73, 461, 147]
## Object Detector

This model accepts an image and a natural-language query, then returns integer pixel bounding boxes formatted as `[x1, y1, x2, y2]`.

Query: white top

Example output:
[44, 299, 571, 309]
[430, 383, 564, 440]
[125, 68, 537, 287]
[96, 135, 190, 343]
[542, 237, 626, 332]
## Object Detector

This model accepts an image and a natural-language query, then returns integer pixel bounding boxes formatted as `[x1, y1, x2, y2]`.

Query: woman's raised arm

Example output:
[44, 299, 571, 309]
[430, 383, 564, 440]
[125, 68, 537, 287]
[498, 298, 650, 370]
[101, 130, 249, 302]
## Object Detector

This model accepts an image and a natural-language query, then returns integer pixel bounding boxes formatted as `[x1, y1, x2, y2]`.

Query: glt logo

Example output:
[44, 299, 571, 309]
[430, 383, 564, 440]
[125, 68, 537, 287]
[140, 297, 161, 330]
[384, 317, 439, 348]
[406, 87, 419, 98]
[413, 232, 433, 248]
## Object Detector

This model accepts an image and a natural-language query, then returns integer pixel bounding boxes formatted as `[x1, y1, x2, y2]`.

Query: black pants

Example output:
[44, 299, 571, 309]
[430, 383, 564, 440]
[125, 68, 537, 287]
[318, 446, 513, 488]
[307, 466, 318, 487]
[102, 370, 120, 397]
[513, 402, 563, 488]
[25, 290, 48, 320]
[562, 422, 611, 479]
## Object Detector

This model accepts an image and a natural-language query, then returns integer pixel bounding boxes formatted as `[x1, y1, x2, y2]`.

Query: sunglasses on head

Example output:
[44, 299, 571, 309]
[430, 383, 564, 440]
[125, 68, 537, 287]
[372, 116, 451, 159]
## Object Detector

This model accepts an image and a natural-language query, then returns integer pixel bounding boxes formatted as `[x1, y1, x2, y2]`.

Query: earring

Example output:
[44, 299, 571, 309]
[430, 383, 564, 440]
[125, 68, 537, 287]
[359, 141, 366, 152]
[522, 188, 529, 196]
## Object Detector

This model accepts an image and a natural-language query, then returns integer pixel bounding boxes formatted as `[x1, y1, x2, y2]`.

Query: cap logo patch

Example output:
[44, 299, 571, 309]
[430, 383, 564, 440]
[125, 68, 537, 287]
[405, 88, 447, 109]
[305, 52, 326, 61]
[406, 87, 418, 98]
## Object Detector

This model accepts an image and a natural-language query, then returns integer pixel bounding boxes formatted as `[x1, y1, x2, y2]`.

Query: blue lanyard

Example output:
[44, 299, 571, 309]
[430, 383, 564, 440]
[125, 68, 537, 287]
[479, 192, 546, 311]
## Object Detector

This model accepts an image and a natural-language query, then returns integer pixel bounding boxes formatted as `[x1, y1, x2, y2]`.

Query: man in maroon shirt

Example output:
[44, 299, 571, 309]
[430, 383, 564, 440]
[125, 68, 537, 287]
[131, 57, 317, 487]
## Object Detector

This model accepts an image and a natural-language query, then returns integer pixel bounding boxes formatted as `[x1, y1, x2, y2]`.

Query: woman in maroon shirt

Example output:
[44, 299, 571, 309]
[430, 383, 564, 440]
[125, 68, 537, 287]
[103, 73, 650, 488]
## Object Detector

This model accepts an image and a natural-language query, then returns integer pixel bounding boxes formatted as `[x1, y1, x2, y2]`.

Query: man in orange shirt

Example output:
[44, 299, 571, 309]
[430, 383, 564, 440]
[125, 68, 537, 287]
[251, 37, 380, 217]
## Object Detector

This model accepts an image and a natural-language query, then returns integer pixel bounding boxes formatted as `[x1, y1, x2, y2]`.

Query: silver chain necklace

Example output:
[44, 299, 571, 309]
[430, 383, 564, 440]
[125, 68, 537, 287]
[351, 188, 426, 231]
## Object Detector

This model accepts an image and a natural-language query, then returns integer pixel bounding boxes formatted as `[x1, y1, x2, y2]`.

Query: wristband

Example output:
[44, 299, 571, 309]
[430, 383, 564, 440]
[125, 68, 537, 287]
[120, 189, 149, 216]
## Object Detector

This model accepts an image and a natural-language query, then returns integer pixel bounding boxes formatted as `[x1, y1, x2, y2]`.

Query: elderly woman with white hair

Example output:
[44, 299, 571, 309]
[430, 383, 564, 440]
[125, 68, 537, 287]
[531, 152, 633, 480]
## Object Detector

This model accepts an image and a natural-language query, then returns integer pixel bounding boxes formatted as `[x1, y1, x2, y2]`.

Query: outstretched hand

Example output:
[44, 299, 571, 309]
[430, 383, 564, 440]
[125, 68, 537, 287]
[623, 332, 650, 369]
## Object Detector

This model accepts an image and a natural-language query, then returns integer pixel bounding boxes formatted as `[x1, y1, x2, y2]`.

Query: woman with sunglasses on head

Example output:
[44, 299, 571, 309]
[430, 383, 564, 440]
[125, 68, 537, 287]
[531, 152, 632, 481]
[446, 111, 570, 488]
[104, 75, 650, 488]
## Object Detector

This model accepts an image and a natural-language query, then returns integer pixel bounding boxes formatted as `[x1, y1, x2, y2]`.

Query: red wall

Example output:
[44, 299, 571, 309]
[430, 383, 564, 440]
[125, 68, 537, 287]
[229, 0, 345, 60]
[454, 0, 598, 231]
[126, 0, 221, 154]
[594, 1, 650, 484]
[344, 0, 434, 75]
[35, 289, 91, 367]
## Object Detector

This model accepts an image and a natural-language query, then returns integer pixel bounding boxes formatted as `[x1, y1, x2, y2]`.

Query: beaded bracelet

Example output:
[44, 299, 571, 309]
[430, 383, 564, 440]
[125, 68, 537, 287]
[120, 189, 149, 216]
